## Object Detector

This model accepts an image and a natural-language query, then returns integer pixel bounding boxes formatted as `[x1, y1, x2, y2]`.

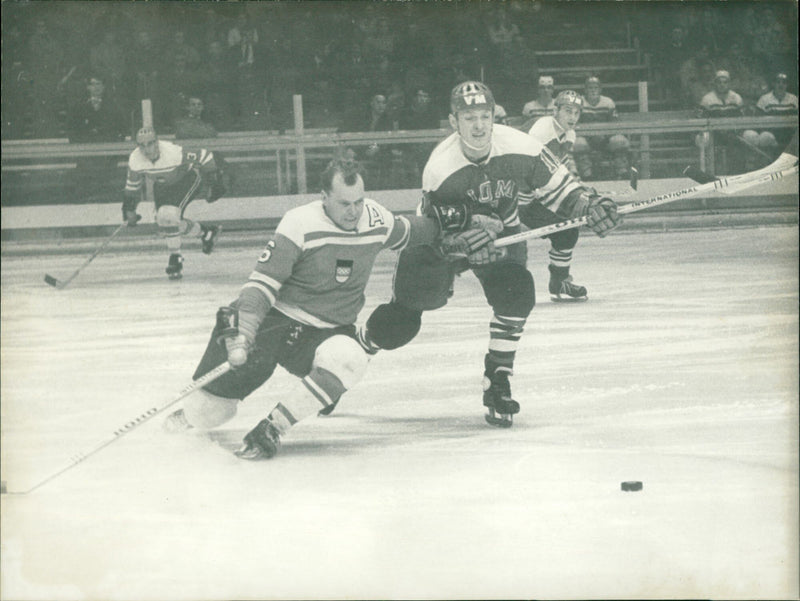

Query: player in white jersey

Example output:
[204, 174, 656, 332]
[356, 81, 622, 427]
[164, 159, 443, 459]
[528, 90, 590, 302]
[123, 127, 225, 279]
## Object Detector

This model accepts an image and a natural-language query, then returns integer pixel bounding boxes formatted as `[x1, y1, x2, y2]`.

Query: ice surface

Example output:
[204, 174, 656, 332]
[1, 227, 798, 600]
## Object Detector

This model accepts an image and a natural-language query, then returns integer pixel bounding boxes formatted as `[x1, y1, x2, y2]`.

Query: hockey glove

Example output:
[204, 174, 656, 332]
[585, 197, 622, 238]
[440, 214, 504, 260]
[467, 241, 508, 265]
[216, 306, 257, 368]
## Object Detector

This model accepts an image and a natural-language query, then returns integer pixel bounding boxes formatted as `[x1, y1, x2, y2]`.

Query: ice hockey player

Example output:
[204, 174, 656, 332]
[355, 81, 622, 427]
[528, 89, 592, 302]
[122, 127, 225, 279]
[164, 158, 454, 459]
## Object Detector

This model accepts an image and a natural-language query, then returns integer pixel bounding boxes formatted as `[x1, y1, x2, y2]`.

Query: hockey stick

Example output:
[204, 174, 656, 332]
[0, 361, 232, 495]
[683, 150, 799, 192]
[495, 163, 798, 248]
[44, 222, 129, 290]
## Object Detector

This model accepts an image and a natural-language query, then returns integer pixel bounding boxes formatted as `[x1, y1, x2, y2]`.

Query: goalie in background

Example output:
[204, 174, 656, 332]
[122, 127, 226, 280]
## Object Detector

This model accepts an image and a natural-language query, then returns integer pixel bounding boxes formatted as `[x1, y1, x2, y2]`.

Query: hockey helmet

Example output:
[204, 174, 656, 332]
[450, 81, 495, 114]
[555, 90, 583, 108]
[136, 127, 157, 145]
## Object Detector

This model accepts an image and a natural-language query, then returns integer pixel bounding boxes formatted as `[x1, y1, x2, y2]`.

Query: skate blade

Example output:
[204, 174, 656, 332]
[234, 443, 265, 460]
[550, 294, 588, 303]
[485, 410, 514, 428]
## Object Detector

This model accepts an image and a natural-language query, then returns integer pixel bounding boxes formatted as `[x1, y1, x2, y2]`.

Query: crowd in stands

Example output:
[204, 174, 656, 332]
[1, 2, 796, 185]
[2, 2, 796, 139]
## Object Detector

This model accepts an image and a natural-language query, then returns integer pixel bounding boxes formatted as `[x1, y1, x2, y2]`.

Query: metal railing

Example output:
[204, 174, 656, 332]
[2, 112, 796, 206]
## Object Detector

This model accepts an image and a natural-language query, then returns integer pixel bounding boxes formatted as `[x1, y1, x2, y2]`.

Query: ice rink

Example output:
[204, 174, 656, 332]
[1, 225, 798, 600]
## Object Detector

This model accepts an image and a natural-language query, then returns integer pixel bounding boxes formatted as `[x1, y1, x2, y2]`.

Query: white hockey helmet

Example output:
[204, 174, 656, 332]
[555, 90, 583, 108]
[136, 127, 157, 145]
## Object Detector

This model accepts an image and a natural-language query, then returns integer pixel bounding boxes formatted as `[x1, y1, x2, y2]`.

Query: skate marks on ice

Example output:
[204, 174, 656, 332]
[1, 227, 798, 600]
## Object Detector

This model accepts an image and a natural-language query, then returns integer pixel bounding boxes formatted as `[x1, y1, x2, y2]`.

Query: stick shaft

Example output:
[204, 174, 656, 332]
[496, 163, 798, 248]
[12, 362, 232, 495]
[53, 223, 128, 288]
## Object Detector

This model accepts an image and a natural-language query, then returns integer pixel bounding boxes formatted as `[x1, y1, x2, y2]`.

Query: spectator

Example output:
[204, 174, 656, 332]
[25, 18, 68, 137]
[303, 74, 342, 130]
[698, 70, 744, 118]
[399, 86, 440, 178]
[697, 70, 747, 174]
[751, 72, 799, 155]
[716, 40, 768, 109]
[231, 27, 268, 130]
[578, 76, 627, 180]
[227, 12, 259, 50]
[128, 30, 160, 103]
[342, 93, 399, 189]
[89, 29, 127, 101]
[686, 59, 717, 108]
[67, 74, 126, 143]
[159, 53, 203, 131]
[493, 104, 509, 125]
[679, 43, 715, 108]
[202, 40, 237, 132]
[521, 75, 555, 122]
[654, 27, 693, 108]
[174, 95, 218, 139]
[165, 30, 201, 70]
[756, 72, 799, 117]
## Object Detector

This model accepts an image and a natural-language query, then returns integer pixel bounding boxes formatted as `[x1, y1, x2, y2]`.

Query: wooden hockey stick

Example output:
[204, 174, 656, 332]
[683, 150, 799, 193]
[495, 162, 798, 249]
[1, 361, 232, 495]
[44, 222, 129, 289]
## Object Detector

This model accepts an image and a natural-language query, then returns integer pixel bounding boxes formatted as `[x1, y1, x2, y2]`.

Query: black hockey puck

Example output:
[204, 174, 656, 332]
[621, 481, 643, 492]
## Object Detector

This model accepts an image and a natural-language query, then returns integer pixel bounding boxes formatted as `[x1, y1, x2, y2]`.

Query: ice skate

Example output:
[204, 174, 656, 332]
[200, 225, 221, 255]
[163, 408, 193, 433]
[235, 418, 282, 460]
[482, 369, 520, 428]
[549, 265, 587, 302]
[166, 253, 184, 280]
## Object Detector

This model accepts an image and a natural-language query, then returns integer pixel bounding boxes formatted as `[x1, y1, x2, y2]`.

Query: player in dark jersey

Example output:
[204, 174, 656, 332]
[122, 127, 226, 279]
[164, 159, 444, 459]
[356, 81, 622, 427]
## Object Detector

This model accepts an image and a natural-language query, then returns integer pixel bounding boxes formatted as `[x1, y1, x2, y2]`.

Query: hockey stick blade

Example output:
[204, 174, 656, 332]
[683, 165, 718, 184]
[43, 223, 128, 290]
[44, 274, 61, 288]
[2, 361, 232, 495]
